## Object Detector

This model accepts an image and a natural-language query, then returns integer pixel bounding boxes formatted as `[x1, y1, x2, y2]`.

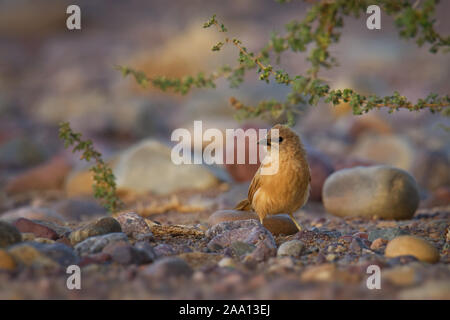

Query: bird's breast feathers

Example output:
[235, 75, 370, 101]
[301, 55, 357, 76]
[251, 157, 310, 217]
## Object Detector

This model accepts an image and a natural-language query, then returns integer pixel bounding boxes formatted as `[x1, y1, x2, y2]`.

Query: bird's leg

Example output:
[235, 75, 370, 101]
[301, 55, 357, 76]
[289, 213, 304, 232]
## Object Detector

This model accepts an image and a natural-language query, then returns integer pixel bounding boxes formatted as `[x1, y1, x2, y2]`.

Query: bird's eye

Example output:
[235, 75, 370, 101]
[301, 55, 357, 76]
[278, 137, 283, 143]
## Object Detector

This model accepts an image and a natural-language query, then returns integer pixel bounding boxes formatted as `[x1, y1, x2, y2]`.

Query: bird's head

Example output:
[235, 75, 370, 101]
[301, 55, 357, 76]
[258, 124, 303, 154]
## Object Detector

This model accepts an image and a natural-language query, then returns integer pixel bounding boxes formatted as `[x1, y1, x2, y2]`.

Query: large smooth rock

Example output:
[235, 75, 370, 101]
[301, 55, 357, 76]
[322, 166, 420, 220]
[64, 156, 120, 197]
[64, 167, 96, 197]
[385, 236, 440, 263]
[113, 139, 220, 194]
[4, 155, 71, 194]
[0, 207, 65, 224]
[412, 150, 450, 192]
[51, 199, 108, 221]
[306, 149, 334, 202]
[208, 210, 298, 236]
[351, 135, 415, 171]
[0, 137, 46, 169]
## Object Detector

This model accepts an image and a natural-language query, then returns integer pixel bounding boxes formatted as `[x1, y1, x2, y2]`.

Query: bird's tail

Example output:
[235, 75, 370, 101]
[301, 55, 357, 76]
[234, 199, 252, 211]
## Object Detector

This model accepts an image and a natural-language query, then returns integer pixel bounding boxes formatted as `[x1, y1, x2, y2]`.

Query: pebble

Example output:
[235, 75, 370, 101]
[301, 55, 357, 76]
[0, 221, 22, 248]
[382, 265, 418, 286]
[8, 243, 57, 268]
[102, 242, 153, 265]
[144, 257, 193, 278]
[370, 238, 389, 250]
[267, 257, 295, 273]
[322, 165, 420, 219]
[0, 249, 16, 271]
[79, 252, 112, 267]
[398, 281, 450, 299]
[134, 242, 157, 261]
[69, 216, 122, 245]
[350, 238, 370, 252]
[177, 252, 223, 269]
[208, 210, 298, 236]
[14, 218, 59, 240]
[115, 212, 152, 238]
[74, 232, 129, 256]
[153, 243, 177, 257]
[326, 254, 337, 262]
[33, 220, 71, 237]
[29, 242, 79, 267]
[353, 232, 368, 239]
[385, 236, 440, 263]
[51, 199, 108, 221]
[9, 242, 79, 268]
[206, 220, 277, 262]
[21, 233, 36, 241]
[302, 263, 359, 283]
[387, 255, 420, 267]
[218, 257, 237, 268]
[277, 240, 305, 257]
[231, 241, 256, 257]
[368, 228, 409, 241]
[300, 264, 336, 283]
[33, 238, 56, 244]
[134, 233, 155, 242]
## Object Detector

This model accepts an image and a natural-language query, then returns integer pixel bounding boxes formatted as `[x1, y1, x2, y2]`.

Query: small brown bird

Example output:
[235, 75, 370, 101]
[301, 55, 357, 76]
[235, 124, 311, 231]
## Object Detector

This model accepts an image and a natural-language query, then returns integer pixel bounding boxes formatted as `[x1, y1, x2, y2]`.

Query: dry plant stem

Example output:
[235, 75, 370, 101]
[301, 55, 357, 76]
[58, 122, 123, 213]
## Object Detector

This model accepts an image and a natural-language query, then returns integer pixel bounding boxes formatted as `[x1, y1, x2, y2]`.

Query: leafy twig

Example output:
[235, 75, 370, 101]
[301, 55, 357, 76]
[58, 122, 123, 213]
[117, 1, 449, 125]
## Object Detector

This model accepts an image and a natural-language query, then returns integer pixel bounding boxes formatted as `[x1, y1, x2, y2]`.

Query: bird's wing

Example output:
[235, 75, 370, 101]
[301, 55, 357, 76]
[234, 170, 260, 211]
[247, 169, 261, 205]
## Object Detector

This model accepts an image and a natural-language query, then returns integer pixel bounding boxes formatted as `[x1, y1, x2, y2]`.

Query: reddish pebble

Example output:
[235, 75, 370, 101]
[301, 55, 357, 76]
[339, 235, 353, 243]
[353, 232, 369, 239]
[14, 218, 59, 240]
[79, 252, 112, 267]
